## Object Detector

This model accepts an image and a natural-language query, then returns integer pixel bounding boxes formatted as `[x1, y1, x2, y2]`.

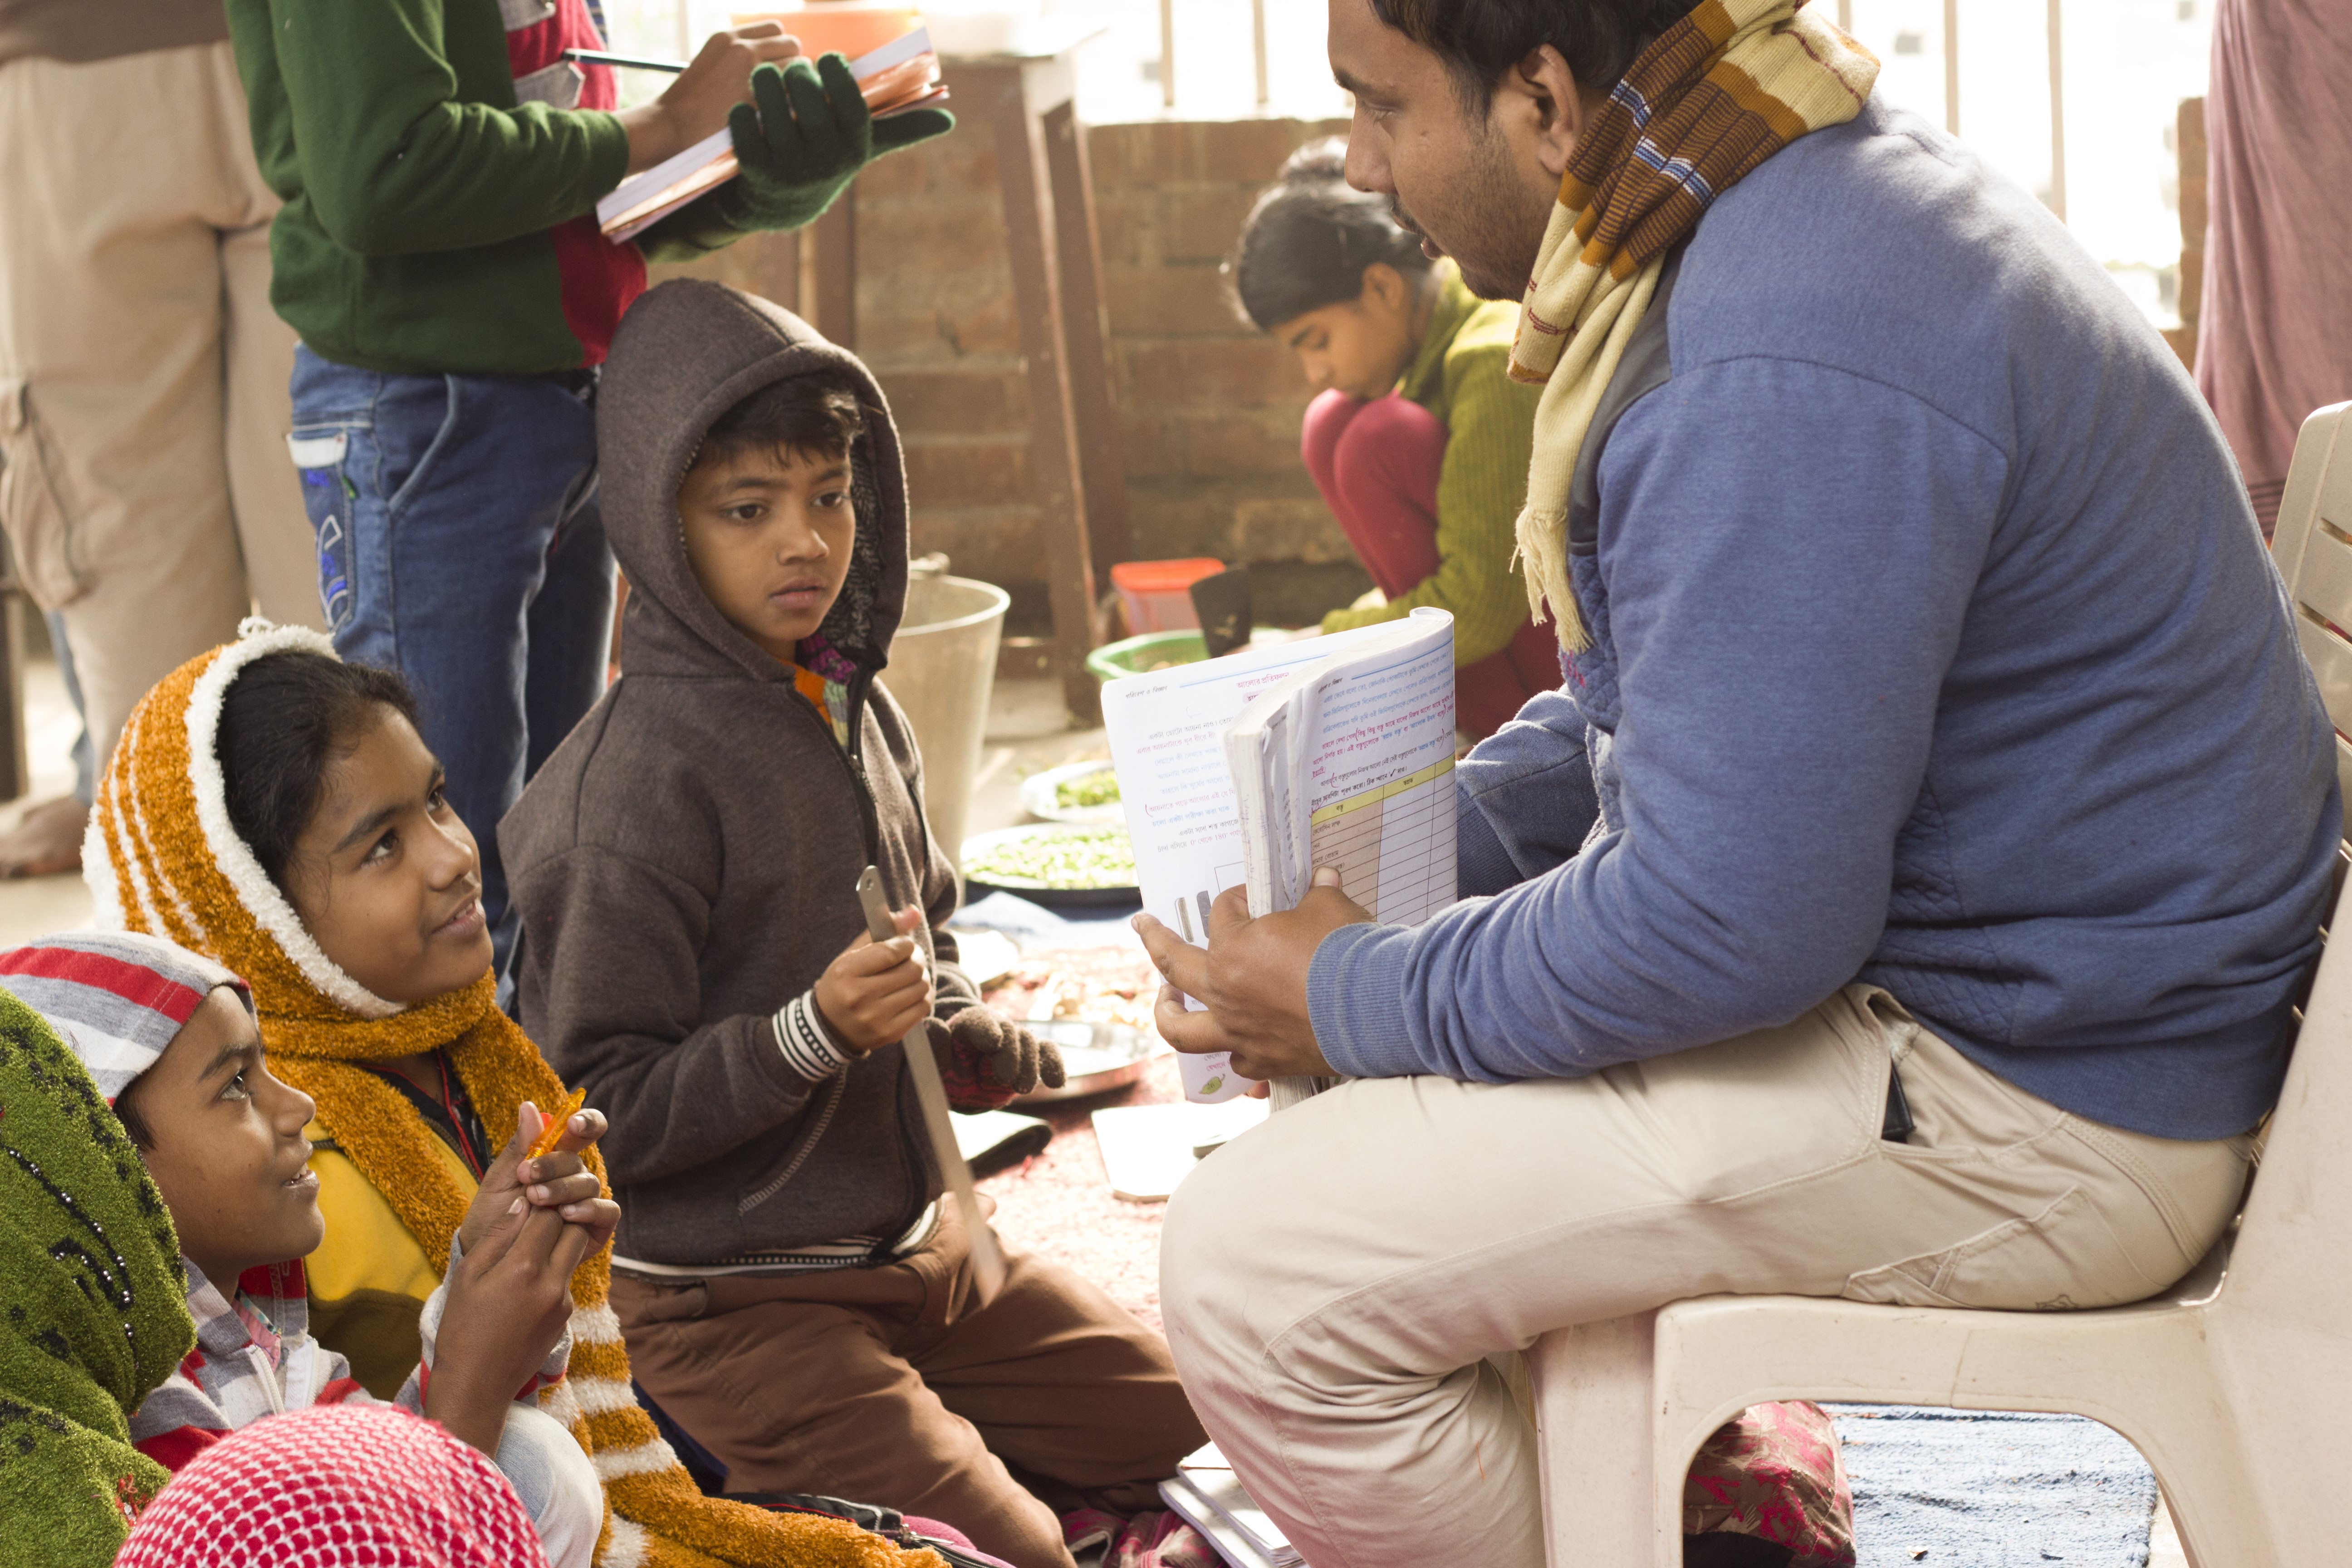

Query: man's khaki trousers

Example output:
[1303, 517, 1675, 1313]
[0, 43, 322, 776]
[1160, 987, 2254, 1568]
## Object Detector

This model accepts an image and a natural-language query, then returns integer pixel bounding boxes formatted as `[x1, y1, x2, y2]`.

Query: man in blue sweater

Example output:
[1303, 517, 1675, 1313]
[1137, 2, 2340, 1564]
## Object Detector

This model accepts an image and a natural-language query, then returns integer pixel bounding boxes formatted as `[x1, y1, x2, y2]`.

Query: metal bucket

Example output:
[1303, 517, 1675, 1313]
[882, 571, 1009, 870]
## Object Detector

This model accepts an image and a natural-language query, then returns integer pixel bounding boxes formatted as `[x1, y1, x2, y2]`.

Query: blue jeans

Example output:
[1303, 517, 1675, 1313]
[288, 347, 614, 979]
[44, 610, 93, 805]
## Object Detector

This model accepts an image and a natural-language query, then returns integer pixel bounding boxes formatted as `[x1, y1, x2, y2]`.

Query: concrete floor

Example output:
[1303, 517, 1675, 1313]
[0, 655, 98, 946]
[963, 676, 1109, 840]
[0, 660, 2197, 1562]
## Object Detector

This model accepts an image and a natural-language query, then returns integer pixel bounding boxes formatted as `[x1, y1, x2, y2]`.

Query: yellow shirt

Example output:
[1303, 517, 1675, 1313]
[303, 1119, 478, 1399]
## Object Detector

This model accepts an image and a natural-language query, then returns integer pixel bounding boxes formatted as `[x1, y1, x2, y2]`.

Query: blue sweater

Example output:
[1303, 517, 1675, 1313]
[1307, 100, 2338, 1141]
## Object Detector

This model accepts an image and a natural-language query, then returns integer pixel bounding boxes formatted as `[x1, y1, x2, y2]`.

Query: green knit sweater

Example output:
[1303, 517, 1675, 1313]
[1319, 263, 1542, 666]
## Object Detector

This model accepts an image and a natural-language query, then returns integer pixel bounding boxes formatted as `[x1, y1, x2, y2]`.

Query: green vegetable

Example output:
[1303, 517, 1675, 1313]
[1055, 771, 1121, 809]
[965, 827, 1137, 889]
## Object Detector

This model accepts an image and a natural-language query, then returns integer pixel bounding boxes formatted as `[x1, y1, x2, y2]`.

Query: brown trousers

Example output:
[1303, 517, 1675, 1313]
[611, 1207, 1205, 1568]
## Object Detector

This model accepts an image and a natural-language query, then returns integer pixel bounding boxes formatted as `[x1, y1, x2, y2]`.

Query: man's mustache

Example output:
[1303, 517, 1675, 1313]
[1389, 196, 1424, 237]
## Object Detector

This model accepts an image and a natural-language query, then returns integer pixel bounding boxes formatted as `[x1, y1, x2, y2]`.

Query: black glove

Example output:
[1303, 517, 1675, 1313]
[936, 1006, 1067, 1099]
[721, 53, 956, 233]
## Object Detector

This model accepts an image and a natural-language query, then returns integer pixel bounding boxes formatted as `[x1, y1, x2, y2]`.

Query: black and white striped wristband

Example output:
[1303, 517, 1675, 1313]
[773, 993, 854, 1082]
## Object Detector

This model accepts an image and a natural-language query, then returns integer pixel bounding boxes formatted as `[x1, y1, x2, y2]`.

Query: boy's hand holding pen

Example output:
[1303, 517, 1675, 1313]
[612, 24, 804, 176]
[580, 27, 954, 224]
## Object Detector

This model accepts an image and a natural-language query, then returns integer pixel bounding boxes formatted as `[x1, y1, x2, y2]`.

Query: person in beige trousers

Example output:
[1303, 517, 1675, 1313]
[0, 0, 322, 873]
[1132, 4, 2335, 1567]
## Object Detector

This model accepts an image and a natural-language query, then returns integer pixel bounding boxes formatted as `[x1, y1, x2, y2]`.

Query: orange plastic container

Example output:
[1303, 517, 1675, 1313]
[1110, 559, 1227, 635]
[731, 4, 920, 60]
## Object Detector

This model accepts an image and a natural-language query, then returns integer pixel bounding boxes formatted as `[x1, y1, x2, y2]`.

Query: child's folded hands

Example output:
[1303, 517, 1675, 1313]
[457, 1101, 613, 1255]
[933, 1006, 1067, 1107]
[431, 1186, 617, 1455]
[812, 904, 933, 1051]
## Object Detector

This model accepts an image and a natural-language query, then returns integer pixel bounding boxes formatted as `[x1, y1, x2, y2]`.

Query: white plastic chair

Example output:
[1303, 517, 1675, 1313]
[1529, 400, 2352, 1568]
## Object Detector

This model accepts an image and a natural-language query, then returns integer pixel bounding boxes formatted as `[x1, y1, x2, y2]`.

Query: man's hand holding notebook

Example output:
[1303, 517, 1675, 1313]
[598, 28, 950, 243]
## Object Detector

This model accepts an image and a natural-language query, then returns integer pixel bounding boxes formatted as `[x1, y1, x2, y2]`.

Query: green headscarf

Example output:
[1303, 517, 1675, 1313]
[0, 990, 193, 1565]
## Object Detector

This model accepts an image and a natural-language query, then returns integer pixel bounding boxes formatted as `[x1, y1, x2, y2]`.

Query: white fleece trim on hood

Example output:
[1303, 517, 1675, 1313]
[182, 620, 403, 1020]
[83, 715, 127, 930]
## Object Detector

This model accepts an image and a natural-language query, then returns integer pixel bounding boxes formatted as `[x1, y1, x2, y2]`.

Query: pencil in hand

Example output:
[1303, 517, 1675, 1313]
[528, 1088, 589, 1159]
[562, 47, 688, 73]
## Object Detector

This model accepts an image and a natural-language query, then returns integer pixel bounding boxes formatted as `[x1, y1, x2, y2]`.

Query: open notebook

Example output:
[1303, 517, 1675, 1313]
[595, 26, 946, 243]
[1102, 608, 1458, 1105]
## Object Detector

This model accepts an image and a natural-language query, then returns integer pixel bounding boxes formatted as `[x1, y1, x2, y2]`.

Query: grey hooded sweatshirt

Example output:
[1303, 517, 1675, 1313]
[500, 280, 977, 1269]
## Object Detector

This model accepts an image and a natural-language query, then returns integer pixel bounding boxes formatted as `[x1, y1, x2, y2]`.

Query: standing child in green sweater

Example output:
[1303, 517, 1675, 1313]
[1232, 140, 1561, 737]
[230, 0, 950, 980]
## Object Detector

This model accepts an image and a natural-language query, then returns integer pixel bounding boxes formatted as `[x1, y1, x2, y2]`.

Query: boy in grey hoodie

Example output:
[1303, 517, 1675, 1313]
[500, 280, 1203, 1568]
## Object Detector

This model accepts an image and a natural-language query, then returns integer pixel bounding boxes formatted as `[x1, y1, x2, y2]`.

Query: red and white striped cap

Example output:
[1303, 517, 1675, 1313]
[0, 930, 250, 1102]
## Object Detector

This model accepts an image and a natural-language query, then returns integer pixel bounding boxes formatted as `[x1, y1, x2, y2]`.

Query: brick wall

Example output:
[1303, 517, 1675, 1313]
[653, 115, 1372, 635]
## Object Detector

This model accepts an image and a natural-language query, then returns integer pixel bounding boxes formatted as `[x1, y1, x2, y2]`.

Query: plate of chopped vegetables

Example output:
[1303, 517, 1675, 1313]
[960, 823, 1140, 906]
[1019, 761, 1125, 825]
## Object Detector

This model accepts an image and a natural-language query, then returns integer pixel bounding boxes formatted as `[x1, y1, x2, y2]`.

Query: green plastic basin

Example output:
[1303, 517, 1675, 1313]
[1086, 629, 1207, 685]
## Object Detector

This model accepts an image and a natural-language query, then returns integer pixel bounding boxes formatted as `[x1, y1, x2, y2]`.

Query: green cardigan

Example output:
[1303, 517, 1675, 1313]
[226, 0, 768, 375]
[227, 0, 631, 375]
[1319, 263, 1542, 665]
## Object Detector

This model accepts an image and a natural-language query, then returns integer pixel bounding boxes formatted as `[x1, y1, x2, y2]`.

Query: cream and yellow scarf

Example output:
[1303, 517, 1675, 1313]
[1510, 0, 1878, 650]
[87, 624, 934, 1568]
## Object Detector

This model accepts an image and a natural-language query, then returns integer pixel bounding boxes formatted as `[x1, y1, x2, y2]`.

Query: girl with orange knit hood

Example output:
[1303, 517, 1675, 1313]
[86, 622, 976, 1568]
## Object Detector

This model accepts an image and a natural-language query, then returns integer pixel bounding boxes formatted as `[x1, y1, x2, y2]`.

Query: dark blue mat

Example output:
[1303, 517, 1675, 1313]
[1830, 1406, 2156, 1568]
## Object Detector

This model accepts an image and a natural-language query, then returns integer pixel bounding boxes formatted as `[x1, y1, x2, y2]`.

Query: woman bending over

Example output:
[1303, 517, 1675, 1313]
[1232, 140, 1562, 738]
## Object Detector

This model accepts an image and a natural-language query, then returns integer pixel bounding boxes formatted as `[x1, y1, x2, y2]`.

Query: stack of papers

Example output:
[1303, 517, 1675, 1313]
[1159, 1445, 1302, 1568]
[597, 26, 947, 242]
[1102, 608, 1457, 1106]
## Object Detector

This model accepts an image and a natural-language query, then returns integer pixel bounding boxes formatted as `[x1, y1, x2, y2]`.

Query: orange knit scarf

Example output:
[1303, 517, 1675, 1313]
[87, 625, 931, 1568]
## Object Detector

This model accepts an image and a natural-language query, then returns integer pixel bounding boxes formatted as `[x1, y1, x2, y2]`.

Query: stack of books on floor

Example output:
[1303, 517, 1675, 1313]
[1159, 1445, 1303, 1568]
[596, 26, 947, 241]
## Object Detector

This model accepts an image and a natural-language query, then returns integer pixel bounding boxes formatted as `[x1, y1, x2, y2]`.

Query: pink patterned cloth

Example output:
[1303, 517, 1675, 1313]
[2196, 0, 2352, 537]
[1682, 1400, 1856, 1566]
[114, 1403, 549, 1568]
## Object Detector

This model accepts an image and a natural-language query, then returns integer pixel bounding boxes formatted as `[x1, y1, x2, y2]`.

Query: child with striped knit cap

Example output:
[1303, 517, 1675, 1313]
[0, 928, 614, 1567]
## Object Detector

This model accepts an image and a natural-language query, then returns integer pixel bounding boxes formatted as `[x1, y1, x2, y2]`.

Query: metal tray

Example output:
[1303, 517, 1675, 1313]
[1012, 1019, 1164, 1104]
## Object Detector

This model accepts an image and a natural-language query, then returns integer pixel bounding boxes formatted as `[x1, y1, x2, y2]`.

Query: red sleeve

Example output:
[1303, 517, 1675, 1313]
[135, 1427, 226, 1472]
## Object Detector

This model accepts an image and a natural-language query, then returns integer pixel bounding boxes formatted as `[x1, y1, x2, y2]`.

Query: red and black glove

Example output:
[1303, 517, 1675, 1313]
[932, 1006, 1066, 1111]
